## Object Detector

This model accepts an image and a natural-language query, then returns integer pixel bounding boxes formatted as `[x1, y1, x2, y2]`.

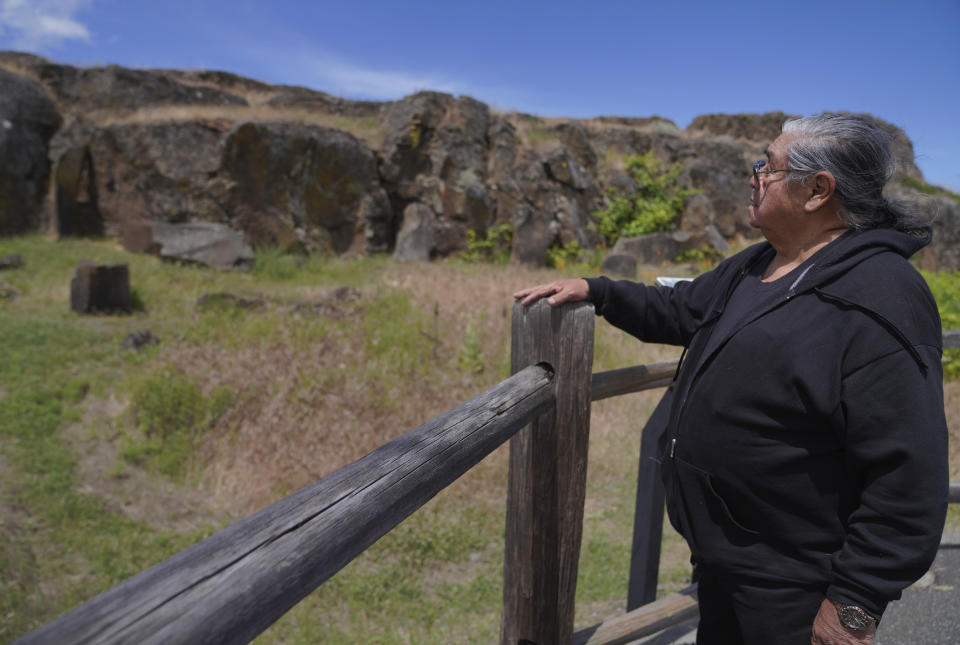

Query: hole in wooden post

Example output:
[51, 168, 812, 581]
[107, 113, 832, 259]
[535, 361, 555, 379]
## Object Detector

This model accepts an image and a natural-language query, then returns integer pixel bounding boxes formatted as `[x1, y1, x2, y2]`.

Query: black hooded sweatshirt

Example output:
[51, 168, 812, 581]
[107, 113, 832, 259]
[586, 226, 948, 620]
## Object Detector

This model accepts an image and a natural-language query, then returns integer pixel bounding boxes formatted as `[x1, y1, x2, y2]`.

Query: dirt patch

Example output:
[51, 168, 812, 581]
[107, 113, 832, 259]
[67, 393, 230, 532]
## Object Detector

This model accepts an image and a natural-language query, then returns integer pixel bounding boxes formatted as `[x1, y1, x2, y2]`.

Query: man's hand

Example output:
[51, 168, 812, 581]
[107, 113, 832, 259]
[513, 278, 589, 307]
[811, 599, 876, 645]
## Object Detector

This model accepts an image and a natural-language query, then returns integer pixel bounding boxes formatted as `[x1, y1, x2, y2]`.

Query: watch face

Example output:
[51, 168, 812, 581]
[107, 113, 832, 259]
[838, 605, 872, 630]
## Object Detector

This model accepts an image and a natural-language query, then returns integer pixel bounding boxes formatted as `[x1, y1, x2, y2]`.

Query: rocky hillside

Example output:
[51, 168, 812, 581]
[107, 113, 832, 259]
[1, 51, 957, 268]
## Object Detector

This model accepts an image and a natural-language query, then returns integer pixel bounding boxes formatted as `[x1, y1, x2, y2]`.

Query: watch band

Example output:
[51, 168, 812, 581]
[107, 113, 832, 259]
[831, 600, 876, 630]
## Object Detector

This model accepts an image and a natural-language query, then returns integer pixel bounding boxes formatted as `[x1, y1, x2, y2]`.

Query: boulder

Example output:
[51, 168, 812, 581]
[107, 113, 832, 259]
[544, 148, 592, 191]
[924, 196, 960, 270]
[151, 222, 255, 269]
[894, 190, 960, 271]
[687, 112, 796, 143]
[121, 330, 159, 351]
[610, 231, 701, 265]
[0, 68, 62, 234]
[675, 142, 753, 239]
[511, 205, 553, 265]
[120, 218, 255, 270]
[53, 120, 230, 236]
[553, 122, 598, 171]
[379, 92, 494, 250]
[487, 117, 519, 185]
[33, 64, 246, 117]
[0, 253, 25, 270]
[679, 192, 715, 236]
[600, 253, 637, 278]
[393, 203, 436, 262]
[221, 122, 391, 253]
[705, 223, 730, 253]
[119, 218, 162, 254]
[70, 261, 131, 313]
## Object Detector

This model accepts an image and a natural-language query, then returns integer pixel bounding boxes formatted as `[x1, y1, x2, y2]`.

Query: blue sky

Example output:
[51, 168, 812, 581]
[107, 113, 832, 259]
[2, 0, 958, 190]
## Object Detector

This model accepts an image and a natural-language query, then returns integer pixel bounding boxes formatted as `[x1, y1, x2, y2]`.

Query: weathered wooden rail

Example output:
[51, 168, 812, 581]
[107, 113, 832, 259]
[15, 300, 960, 645]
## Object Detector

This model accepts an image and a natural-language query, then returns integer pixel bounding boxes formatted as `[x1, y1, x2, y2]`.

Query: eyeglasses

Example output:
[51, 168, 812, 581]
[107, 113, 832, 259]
[752, 160, 792, 184]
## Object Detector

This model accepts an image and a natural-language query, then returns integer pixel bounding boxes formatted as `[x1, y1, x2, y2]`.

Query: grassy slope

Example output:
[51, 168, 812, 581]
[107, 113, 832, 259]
[0, 236, 957, 643]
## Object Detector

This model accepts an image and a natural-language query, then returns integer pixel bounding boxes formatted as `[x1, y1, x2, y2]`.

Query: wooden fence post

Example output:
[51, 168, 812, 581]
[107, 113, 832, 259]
[626, 388, 672, 610]
[501, 299, 595, 645]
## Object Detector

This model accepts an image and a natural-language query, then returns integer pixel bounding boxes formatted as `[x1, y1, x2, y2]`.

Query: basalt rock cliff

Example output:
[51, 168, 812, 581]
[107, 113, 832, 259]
[1, 51, 957, 268]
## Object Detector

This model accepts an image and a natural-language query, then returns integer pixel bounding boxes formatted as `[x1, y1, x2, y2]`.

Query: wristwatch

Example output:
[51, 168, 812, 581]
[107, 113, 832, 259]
[832, 600, 876, 630]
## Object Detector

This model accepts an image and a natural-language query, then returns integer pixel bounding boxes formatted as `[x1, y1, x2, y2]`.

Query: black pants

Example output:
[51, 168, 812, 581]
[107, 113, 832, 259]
[695, 568, 826, 645]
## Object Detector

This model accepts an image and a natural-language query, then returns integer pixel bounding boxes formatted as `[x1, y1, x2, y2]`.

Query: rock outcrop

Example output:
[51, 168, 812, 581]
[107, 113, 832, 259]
[0, 67, 61, 234]
[32, 63, 247, 117]
[1, 51, 956, 269]
[222, 122, 390, 253]
[379, 92, 497, 256]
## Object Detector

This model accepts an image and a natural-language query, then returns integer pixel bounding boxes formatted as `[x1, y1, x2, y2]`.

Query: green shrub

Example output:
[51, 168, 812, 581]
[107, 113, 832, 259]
[461, 223, 514, 264]
[922, 270, 960, 380]
[674, 245, 724, 268]
[592, 152, 694, 246]
[124, 365, 232, 478]
[545, 240, 583, 269]
[362, 293, 433, 369]
[457, 315, 485, 375]
[253, 247, 303, 281]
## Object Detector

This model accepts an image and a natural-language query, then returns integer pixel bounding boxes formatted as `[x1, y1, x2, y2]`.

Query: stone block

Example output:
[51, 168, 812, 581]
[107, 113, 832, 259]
[70, 261, 131, 313]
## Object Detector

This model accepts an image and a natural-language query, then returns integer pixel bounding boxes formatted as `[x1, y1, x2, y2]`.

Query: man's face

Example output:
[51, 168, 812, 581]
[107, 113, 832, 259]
[748, 133, 803, 232]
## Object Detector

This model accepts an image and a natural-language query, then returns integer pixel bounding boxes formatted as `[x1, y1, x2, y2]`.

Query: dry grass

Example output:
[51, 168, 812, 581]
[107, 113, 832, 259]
[946, 379, 960, 482]
[64, 255, 689, 636]
[6, 238, 955, 640]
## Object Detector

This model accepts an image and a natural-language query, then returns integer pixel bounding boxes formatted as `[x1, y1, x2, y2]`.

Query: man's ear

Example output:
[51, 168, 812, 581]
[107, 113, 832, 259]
[804, 171, 836, 213]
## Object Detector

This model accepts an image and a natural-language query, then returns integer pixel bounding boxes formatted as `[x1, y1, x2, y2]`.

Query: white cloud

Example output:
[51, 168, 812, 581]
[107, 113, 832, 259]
[304, 54, 465, 100]
[235, 36, 533, 109]
[0, 0, 92, 50]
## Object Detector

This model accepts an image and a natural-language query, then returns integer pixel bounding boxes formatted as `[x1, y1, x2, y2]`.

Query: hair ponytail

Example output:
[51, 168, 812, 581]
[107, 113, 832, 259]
[782, 114, 930, 231]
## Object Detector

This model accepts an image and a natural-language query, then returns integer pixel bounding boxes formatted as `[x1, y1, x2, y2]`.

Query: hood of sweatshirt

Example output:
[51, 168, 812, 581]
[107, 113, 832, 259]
[735, 225, 941, 365]
[739, 225, 931, 294]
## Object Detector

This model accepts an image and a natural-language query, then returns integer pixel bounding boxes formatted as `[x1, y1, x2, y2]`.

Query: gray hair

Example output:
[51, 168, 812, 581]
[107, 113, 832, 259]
[781, 113, 927, 230]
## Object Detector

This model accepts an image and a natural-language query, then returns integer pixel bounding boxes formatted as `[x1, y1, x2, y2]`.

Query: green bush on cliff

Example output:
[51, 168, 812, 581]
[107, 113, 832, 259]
[592, 152, 694, 246]
[461, 223, 513, 264]
[923, 270, 960, 379]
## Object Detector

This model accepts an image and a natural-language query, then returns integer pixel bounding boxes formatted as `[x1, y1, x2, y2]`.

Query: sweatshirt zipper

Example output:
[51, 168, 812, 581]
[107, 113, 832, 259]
[668, 265, 750, 461]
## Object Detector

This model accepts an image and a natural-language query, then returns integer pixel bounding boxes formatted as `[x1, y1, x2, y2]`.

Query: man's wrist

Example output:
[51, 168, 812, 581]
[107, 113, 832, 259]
[830, 599, 877, 630]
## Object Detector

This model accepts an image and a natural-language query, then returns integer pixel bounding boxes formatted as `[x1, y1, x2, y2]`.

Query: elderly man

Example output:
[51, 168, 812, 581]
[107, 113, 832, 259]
[514, 114, 948, 645]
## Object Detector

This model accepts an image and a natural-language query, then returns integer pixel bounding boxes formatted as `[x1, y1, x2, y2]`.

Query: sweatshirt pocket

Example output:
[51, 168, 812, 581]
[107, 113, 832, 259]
[674, 457, 760, 537]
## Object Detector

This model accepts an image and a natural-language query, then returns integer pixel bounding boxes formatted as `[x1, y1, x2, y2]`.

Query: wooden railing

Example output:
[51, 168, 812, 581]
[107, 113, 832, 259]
[15, 302, 960, 645]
